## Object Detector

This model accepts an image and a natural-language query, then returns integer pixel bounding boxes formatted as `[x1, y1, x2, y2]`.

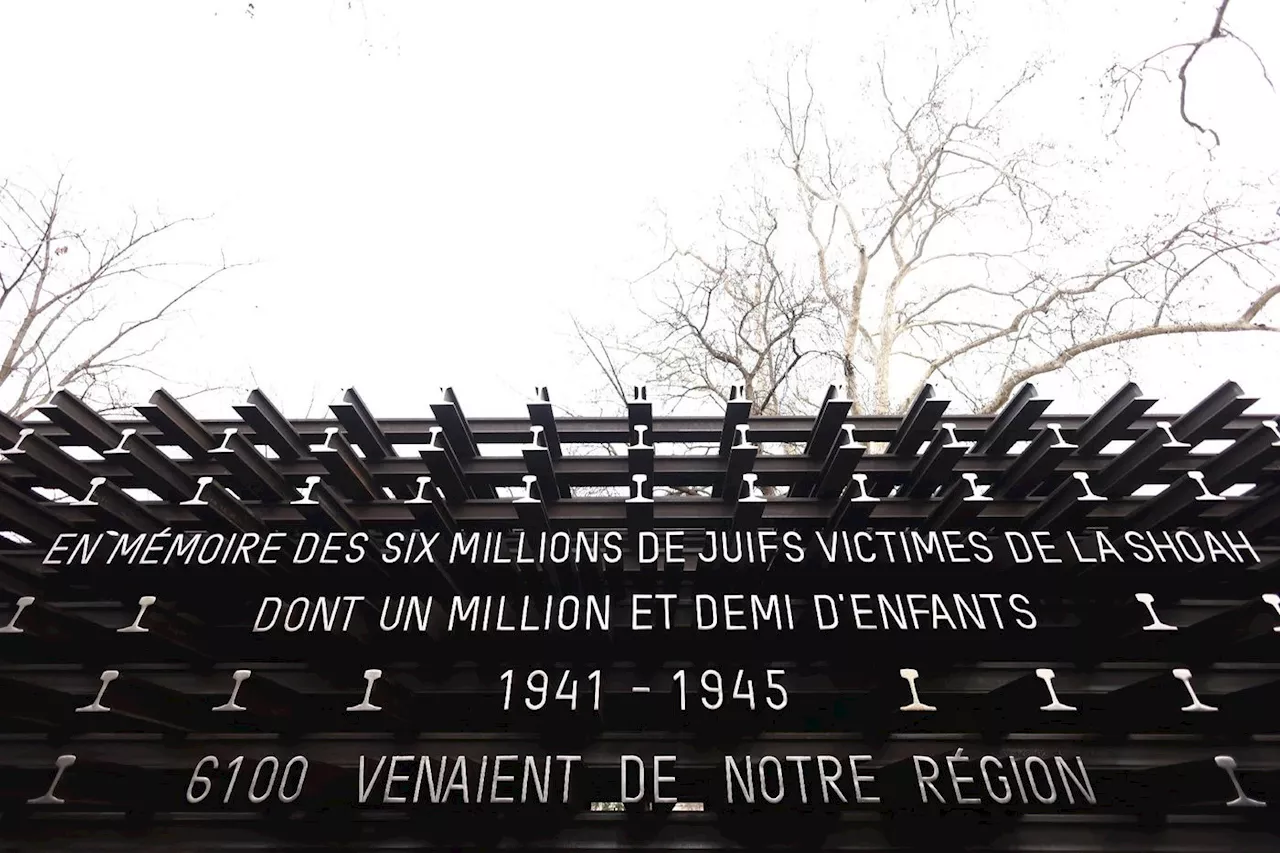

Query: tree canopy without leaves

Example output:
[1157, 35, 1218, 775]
[1106, 0, 1274, 146]
[575, 49, 1279, 418]
[916, 0, 1273, 147]
[0, 175, 238, 418]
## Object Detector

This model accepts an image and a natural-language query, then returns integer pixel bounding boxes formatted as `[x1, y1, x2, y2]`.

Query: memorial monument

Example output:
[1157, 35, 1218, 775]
[0, 380, 1277, 851]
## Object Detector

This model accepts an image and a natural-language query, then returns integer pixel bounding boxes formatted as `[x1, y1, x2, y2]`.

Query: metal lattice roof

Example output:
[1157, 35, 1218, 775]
[0, 379, 1278, 851]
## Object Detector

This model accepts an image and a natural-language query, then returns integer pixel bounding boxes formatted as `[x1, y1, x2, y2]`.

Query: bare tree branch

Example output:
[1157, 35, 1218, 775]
[574, 47, 1280, 422]
[1107, 0, 1274, 146]
[0, 175, 244, 418]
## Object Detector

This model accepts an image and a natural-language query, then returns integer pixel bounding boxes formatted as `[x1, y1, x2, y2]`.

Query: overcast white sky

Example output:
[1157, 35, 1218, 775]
[1, 0, 1277, 420]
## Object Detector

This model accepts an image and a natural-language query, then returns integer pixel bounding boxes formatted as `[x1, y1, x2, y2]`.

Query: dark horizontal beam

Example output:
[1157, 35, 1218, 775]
[4, 453, 1272, 493]
[2, 601, 1275, 671]
[6, 815, 1278, 853]
[0, 495, 1261, 529]
[12, 414, 1280, 448]
[1, 662, 1274, 735]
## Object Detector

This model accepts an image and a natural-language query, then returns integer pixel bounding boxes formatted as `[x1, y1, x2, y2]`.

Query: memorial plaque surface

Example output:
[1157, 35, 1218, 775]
[1, 381, 1279, 851]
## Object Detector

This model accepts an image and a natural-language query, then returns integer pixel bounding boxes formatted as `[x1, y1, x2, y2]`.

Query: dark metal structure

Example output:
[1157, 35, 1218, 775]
[0, 380, 1278, 851]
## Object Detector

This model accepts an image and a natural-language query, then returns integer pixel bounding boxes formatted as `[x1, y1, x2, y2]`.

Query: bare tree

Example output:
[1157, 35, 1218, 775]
[577, 195, 826, 419]
[914, 0, 1273, 147]
[575, 51, 1279, 418]
[907, 0, 1273, 147]
[1107, 0, 1274, 146]
[0, 175, 240, 418]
